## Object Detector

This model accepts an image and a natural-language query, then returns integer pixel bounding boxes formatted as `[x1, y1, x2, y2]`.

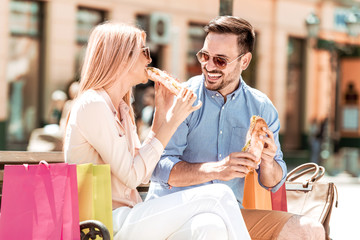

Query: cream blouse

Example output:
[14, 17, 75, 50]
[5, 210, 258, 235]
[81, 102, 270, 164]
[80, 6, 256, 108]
[64, 89, 164, 209]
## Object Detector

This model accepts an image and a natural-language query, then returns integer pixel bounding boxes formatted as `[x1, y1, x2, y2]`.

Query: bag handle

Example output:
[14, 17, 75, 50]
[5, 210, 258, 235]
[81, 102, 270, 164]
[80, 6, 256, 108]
[286, 163, 319, 183]
[334, 183, 338, 208]
[22, 160, 50, 170]
[314, 166, 325, 182]
[39, 160, 49, 168]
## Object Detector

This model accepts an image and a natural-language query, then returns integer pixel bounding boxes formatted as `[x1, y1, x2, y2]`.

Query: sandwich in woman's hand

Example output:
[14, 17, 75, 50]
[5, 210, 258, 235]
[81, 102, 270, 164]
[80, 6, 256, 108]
[242, 116, 269, 169]
[147, 67, 183, 95]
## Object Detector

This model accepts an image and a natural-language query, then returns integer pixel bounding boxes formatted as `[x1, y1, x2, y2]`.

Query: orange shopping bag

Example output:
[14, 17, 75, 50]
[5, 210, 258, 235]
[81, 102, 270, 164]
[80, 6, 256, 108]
[243, 170, 272, 210]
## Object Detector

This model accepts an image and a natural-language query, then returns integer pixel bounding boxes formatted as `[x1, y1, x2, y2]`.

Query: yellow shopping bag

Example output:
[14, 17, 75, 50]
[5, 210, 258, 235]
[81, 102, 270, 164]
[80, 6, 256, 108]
[77, 164, 113, 239]
[243, 170, 272, 210]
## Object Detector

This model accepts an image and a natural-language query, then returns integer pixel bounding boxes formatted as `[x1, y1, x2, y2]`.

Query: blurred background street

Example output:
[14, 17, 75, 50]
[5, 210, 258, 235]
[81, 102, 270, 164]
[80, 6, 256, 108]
[0, 0, 359, 239]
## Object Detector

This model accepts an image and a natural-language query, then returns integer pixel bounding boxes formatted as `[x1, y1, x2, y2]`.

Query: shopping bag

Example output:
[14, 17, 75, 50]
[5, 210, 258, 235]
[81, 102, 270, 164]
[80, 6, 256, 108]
[77, 164, 113, 239]
[286, 163, 338, 239]
[243, 170, 272, 210]
[271, 183, 288, 211]
[0, 161, 80, 240]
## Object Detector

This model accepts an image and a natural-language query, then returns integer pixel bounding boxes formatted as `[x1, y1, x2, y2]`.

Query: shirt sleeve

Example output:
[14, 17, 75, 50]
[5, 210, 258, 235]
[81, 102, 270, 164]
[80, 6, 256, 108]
[150, 119, 189, 187]
[76, 100, 164, 189]
[257, 102, 287, 192]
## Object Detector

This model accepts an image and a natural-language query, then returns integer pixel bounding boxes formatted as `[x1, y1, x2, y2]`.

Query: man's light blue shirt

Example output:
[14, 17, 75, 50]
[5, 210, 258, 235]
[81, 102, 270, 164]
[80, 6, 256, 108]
[146, 75, 287, 207]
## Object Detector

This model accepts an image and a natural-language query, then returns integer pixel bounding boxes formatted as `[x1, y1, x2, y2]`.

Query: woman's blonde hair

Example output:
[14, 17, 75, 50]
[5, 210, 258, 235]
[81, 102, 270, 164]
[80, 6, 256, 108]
[78, 22, 145, 120]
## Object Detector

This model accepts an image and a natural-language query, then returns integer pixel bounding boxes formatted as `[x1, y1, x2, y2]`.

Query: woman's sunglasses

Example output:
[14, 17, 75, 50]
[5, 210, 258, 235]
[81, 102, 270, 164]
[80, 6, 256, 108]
[196, 50, 244, 70]
[142, 47, 151, 60]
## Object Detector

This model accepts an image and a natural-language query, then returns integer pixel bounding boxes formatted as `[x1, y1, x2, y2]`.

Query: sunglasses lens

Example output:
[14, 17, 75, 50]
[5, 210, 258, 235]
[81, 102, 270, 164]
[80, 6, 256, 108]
[214, 57, 227, 68]
[197, 51, 228, 69]
[201, 52, 209, 62]
[143, 48, 150, 60]
[197, 51, 209, 63]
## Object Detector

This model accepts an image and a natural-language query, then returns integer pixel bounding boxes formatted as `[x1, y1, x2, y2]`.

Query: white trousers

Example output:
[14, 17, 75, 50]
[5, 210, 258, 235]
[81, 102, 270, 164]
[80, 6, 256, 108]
[113, 184, 250, 240]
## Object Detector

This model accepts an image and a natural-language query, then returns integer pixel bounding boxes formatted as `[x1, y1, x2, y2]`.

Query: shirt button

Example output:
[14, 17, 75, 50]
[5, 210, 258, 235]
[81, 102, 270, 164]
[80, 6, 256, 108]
[219, 154, 222, 158]
[216, 93, 219, 97]
[220, 130, 223, 134]
[222, 106, 224, 110]
[212, 96, 215, 98]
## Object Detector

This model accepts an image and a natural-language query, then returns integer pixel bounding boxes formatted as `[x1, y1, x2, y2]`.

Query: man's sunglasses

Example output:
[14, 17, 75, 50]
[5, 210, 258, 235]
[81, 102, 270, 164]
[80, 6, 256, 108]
[142, 47, 151, 60]
[196, 50, 244, 70]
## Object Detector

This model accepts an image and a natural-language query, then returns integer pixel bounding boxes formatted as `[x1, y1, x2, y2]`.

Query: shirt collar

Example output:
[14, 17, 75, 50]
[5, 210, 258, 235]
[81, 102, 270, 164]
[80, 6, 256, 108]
[97, 88, 130, 117]
[203, 75, 244, 101]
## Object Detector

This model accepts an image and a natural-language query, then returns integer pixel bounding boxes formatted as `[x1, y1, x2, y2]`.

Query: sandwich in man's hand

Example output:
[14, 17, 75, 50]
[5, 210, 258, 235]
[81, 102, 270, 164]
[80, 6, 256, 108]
[242, 115, 269, 170]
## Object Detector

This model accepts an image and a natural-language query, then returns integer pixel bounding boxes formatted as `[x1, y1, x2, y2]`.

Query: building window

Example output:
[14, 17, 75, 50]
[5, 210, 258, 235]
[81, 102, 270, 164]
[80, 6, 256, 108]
[9, 0, 40, 36]
[7, 0, 43, 146]
[186, 23, 206, 80]
[76, 7, 105, 44]
[133, 14, 158, 127]
[283, 37, 306, 150]
[75, 7, 106, 77]
[136, 14, 150, 34]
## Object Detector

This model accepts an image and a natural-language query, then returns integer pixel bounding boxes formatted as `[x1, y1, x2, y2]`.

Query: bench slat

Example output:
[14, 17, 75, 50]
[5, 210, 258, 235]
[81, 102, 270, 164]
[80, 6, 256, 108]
[0, 151, 64, 164]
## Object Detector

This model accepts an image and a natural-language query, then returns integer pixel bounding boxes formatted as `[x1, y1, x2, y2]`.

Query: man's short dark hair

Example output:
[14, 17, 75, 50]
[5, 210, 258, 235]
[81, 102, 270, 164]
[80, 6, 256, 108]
[204, 16, 255, 54]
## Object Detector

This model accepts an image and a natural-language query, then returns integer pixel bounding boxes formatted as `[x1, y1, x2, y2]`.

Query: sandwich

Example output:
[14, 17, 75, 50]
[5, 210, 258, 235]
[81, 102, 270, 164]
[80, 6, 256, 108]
[146, 67, 183, 95]
[242, 116, 268, 168]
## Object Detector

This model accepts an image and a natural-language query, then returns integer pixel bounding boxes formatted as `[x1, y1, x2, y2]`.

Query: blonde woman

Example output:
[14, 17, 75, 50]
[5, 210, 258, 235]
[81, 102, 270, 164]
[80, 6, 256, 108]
[64, 22, 250, 240]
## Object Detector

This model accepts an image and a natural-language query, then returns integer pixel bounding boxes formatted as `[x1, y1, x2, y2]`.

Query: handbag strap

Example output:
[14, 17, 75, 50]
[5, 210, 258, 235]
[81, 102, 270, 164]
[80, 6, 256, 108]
[333, 183, 339, 207]
[314, 166, 325, 182]
[286, 163, 320, 183]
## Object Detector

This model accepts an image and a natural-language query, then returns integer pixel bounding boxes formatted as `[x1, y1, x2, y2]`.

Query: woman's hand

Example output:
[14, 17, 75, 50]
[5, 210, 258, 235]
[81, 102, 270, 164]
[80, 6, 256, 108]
[166, 88, 202, 126]
[151, 85, 202, 148]
[154, 82, 174, 117]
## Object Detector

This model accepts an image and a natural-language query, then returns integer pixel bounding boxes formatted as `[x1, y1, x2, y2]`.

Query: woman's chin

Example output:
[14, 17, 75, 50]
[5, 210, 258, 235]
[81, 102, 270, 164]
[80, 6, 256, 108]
[142, 77, 149, 84]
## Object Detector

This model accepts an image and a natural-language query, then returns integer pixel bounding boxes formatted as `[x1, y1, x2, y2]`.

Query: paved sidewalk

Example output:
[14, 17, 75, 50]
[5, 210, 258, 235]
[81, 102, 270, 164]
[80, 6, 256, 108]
[322, 172, 360, 240]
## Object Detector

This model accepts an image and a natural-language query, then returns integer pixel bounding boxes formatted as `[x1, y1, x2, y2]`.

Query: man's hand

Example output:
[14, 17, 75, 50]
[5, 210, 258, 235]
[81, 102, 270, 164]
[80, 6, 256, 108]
[259, 127, 282, 187]
[215, 152, 258, 181]
[260, 127, 277, 167]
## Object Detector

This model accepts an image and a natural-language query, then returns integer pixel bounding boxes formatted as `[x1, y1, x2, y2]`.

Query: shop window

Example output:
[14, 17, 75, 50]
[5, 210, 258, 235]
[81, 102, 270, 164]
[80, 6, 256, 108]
[75, 7, 106, 77]
[133, 14, 161, 110]
[186, 23, 205, 80]
[283, 37, 306, 150]
[10, 0, 40, 36]
[7, 0, 43, 146]
[76, 8, 106, 44]
[137, 14, 150, 34]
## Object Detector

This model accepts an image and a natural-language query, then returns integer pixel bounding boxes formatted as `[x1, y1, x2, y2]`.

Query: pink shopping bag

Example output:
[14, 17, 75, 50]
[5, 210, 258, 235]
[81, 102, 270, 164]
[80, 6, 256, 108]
[0, 162, 80, 240]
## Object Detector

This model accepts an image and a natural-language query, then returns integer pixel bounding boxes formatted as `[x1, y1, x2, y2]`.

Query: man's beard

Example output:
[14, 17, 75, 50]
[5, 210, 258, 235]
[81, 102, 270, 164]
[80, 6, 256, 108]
[203, 68, 235, 92]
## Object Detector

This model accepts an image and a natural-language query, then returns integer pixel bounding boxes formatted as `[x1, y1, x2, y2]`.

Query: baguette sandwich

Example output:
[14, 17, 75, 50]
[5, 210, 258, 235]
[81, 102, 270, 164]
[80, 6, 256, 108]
[242, 116, 269, 168]
[146, 67, 183, 95]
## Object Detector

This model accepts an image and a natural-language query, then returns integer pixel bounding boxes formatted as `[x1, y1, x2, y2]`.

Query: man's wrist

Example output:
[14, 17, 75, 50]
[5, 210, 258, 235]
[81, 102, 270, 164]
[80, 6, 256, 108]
[199, 161, 219, 181]
[259, 159, 283, 188]
[260, 157, 277, 169]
